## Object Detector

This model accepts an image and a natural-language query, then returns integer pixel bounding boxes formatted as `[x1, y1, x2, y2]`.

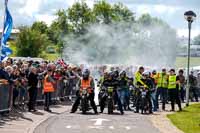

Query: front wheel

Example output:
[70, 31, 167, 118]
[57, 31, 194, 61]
[107, 97, 113, 114]
[81, 98, 87, 114]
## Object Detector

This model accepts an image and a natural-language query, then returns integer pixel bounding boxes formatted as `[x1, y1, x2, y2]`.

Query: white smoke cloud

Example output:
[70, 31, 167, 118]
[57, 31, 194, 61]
[63, 22, 177, 67]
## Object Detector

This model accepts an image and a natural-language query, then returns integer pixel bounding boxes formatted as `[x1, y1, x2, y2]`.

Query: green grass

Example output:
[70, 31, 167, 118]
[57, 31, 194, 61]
[44, 53, 59, 61]
[176, 57, 200, 68]
[167, 104, 200, 133]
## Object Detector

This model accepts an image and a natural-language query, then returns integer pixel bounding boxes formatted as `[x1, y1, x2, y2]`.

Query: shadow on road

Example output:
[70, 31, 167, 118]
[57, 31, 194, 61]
[0, 107, 33, 128]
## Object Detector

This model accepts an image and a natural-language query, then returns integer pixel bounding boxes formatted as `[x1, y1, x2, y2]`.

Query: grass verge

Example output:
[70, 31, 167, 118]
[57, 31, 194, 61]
[167, 104, 200, 133]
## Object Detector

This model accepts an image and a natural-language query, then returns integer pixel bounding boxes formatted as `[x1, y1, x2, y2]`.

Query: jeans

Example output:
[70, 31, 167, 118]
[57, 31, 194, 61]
[44, 92, 52, 110]
[118, 89, 130, 109]
[156, 87, 168, 110]
[150, 91, 157, 111]
[180, 86, 185, 102]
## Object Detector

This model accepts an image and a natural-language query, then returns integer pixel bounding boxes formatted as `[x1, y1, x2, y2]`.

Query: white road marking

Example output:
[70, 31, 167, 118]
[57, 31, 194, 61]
[125, 126, 131, 130]
[66, 125, 72, 129]
[88, 126, 104, 129]
[109, 126, 114, 129]
[90, 118, 110, 126]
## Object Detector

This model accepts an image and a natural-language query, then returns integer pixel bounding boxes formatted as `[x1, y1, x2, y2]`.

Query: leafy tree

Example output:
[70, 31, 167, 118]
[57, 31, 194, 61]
[47, 10, 71, 47]
[93, 0, 113, 24]
[67, 1, 94, 34]
[112, 3, 135, 22]
[31, 21, 48, 34]
[138, 13, 168, 27]
[193, 34, 200, 45]
[16, 27, 52, 57]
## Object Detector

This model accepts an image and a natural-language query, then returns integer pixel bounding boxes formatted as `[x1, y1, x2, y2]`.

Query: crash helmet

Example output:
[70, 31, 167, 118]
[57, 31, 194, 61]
[120, 70, 126, 78]
[82, 69, 90, 79]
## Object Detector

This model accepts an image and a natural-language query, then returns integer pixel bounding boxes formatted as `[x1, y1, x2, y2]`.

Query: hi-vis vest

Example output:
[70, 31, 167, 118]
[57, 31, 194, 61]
[80, 78, 92, 93]
[151, 74, 158, 84]
[134, 71, 145, 87]
[43, 75, 55, 93]
[157, 73, 168, 88]
[168, 75, 177, 89]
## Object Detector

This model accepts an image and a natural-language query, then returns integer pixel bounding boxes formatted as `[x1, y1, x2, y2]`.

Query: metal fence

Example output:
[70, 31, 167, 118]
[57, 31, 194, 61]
[0, 80, 76, 113]
[0, 84, 12, 113]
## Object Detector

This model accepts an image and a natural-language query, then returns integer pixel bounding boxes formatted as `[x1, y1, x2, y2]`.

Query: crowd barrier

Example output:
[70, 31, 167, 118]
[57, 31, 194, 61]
[0, 79, 87, 113]
[0, 84, 13, 113]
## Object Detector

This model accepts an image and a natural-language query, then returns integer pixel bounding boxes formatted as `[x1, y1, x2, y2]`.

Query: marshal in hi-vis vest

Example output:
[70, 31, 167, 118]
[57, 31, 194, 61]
[80, 78, 92, 93]
[168, 75, 177, 89]
[43, 75, 55, 93]
[157, 73, 168, 88]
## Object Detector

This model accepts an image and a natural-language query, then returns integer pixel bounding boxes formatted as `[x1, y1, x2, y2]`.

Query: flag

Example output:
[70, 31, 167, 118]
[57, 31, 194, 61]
[0, 0, 13, 61]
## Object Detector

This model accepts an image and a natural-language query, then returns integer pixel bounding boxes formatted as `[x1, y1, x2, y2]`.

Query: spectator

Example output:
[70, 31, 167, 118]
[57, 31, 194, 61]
[197, 72, 200, 98]
[178, 69, 185, 102]
[189, 71, 198, 102]
[28, 66, 38, 112]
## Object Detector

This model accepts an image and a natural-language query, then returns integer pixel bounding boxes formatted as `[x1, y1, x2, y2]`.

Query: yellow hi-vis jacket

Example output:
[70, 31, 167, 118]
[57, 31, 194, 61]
[168, 75, 177, 89]
[134, 71, 147, 88]
[156, 73, 168, 88]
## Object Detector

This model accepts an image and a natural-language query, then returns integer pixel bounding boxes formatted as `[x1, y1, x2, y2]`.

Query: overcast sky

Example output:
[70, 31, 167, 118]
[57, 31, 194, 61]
[0, 0, 200, 38]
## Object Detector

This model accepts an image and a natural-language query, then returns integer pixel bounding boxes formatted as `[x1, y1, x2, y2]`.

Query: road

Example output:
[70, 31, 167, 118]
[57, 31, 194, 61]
[34, 107, 160, 133]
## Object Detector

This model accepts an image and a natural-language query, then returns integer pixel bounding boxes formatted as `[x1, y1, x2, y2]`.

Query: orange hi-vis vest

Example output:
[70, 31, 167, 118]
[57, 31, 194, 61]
[80, 78, 92, 94]
[43, 75, 55, 93]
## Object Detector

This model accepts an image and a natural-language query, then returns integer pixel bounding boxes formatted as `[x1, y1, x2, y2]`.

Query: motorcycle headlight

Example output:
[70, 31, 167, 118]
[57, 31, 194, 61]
[82, 89, 87, 95]
[108, 87, 114, 93]
[142, 91, 147, 96]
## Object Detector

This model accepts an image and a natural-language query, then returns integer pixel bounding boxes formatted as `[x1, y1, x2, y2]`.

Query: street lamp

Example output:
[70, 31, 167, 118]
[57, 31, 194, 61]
[184, 10, 196, 106]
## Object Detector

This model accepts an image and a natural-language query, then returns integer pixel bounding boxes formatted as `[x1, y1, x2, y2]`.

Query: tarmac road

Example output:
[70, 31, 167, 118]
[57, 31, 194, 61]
[34, 107, 160, 133]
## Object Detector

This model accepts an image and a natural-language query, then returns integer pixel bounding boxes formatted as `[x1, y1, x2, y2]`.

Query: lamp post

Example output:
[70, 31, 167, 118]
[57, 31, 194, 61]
[184, 11, 196, 106]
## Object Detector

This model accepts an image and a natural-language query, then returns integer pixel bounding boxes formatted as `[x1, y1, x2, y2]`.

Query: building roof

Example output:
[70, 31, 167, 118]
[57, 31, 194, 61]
[0, 29, 20, 34]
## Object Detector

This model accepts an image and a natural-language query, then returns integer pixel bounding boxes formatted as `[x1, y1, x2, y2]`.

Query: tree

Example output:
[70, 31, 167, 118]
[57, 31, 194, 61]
[16, 27, 52, 57]
[47, 10, 71, 47]
[193, 35, 200, 45]
[138, 13, 168, 27]
[67, 1, 94, 34]
[93, 0, 113, 24]
[31, 21, 48, 34]
[112, 3, 135, 22]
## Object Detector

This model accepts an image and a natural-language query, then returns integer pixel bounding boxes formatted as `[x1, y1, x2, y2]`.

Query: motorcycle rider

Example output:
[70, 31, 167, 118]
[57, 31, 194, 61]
[142, 72, 154, 114]
[118, 71, 131, 110]
[98, 71, 108, 105]
[70, 69, 98, 114]
[134, 66, 148, 113]
[99, 72, 124, 115]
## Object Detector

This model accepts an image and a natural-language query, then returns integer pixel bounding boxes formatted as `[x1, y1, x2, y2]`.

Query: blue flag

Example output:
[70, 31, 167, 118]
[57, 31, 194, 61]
[0, 0, 13, 61]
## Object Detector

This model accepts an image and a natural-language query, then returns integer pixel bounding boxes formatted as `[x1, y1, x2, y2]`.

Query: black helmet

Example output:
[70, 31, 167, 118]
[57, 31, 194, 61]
[120, 70, 126, 78]
[82, 69, 90, 79]
[113, 70, 119, 79]
[108, 71, 114, 79]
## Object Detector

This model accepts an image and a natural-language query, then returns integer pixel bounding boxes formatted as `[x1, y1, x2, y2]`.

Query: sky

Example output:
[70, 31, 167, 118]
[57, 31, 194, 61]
[0, 0, 200, 38]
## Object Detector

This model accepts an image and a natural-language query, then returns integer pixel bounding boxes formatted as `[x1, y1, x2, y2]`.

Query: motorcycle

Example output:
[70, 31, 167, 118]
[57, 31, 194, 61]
[140, 87, 150, 114]
[107, 87, 114, 114]
[80, 88, 90, 114]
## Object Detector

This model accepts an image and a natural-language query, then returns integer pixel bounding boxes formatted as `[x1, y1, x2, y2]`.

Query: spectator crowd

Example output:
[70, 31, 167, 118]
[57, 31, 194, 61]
[0, 57, 199, 114]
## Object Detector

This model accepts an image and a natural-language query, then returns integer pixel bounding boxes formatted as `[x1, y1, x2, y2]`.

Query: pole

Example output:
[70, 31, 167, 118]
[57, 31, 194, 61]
[0, 0, 7, 58]
[186, 21, 192, 106]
